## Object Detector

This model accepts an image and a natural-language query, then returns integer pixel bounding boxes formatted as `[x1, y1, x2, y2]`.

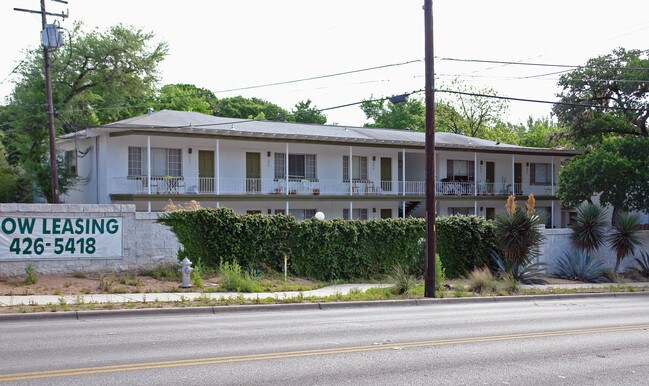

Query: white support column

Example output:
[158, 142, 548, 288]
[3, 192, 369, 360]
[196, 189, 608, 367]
[147, 201, 151, 213]
[511, 154, 515, 195]
[285, 143, 289, 196]
[474, 152, 478, 196]
[402, 201, 405, 219]
[216, 202, 220, 208]
[216, 139, 220, 195]
[551, 200, 555, 229]
[402, 149, 406, 195]
[349, 146, 353, 196]
[349, 201, 353, 218]
[285, 200, 289, 214]
[551, 156, 555, 195]
[146, 136, 151, 195]
[474, 200, 477, 216]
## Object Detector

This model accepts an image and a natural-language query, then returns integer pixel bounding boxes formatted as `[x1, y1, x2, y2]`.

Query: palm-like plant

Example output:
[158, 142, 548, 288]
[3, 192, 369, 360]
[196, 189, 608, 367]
[608, 213, 642, 273]
[570, 204, 607, 253]
[494, 195, 545, 265]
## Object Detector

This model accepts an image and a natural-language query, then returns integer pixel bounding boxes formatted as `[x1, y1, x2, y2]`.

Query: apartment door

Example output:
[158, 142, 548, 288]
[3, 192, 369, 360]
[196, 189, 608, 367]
[485, 161, 495, 194]
[380, 157, 392, 192]
[514, 162, 522, 195]
[485, 207, 495, 220]
[198, 150, 214, 192]
[246, 152, 261, 193]
[380, 209, 392, 219]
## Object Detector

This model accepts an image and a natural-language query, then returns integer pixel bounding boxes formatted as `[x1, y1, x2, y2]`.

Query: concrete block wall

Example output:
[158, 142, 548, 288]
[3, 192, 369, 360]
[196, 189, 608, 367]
[538, 228, 649, 274]
[0, 204, 179, 278]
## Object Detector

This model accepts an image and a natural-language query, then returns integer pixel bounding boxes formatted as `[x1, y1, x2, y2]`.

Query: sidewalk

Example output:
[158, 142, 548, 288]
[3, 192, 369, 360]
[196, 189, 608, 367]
[0, 284, 393, 307]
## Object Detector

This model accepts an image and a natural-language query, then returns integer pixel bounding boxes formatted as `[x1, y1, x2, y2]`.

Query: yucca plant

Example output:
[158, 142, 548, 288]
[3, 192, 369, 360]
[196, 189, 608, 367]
[570, 204, 607, 253]
[388, 263, 416, 295]
[555, 250, 609, 283]
[608, 213, 642, 273]
[494, 195, 545, 265]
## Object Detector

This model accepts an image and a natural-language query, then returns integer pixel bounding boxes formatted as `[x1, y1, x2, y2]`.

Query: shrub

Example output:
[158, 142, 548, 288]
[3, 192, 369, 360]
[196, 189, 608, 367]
[492, 253, 547, 285]
[435, 253, 446, 291]
[570, 204, 607, 253]
[467, 267, 496, 293]
[628, 251, 649, 278]
[608, 213, 642, 273]
[389, 264, 416, 295]
[555, 251, 609, 283]
[436, 215, 498, 279]
[219, 260, 262, 293]
[23, 263, 37, 285]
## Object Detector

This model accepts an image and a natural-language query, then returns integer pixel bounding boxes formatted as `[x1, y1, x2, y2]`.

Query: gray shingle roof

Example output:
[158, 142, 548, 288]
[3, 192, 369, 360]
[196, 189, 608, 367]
[82, 109, 578, 155]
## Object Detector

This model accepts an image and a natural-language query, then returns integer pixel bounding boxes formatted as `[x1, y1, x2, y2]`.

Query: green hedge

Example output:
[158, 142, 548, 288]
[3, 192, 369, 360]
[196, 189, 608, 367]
[436, 215, 499, 278]
[158, 209, 496, 281]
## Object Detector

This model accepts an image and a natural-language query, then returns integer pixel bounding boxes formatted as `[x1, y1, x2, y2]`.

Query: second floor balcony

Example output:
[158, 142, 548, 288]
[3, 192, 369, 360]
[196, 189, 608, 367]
[112, 176, 556, 198]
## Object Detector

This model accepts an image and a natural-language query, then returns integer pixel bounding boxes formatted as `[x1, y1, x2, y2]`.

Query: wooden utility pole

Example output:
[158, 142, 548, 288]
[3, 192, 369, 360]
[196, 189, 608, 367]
[14, 0, 68, 204]
[423, 0, 437, 298]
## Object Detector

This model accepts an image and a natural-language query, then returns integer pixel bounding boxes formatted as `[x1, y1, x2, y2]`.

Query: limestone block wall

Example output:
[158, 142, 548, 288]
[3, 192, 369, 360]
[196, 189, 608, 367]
[538, 228, 649, 274]
[0, 204, 179, 278]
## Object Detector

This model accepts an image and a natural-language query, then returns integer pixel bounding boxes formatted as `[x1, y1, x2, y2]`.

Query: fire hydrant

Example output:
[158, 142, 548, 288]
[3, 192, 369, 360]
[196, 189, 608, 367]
[179, 257, 193, 288]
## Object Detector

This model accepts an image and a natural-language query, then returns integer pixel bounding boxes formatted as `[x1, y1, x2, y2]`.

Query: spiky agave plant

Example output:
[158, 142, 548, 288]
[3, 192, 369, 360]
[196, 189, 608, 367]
[608, 213, 642, 273]
[570, 203, 607, 254]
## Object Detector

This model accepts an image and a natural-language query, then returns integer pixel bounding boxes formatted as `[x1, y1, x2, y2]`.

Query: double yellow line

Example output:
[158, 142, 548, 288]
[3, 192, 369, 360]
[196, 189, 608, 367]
[2, 324, 648, 382]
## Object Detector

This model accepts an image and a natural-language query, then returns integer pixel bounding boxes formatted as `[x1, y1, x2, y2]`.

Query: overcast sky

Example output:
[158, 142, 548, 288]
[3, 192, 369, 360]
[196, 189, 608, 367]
[1, 0, 648, 127]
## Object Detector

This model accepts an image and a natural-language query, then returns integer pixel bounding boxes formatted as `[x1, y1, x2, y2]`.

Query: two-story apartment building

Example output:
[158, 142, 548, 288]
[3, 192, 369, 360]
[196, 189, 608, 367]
[59, 110, 580, 227]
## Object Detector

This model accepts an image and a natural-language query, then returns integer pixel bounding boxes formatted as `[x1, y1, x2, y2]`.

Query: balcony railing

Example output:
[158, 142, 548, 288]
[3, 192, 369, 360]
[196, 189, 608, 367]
[112, 177, 555, 197]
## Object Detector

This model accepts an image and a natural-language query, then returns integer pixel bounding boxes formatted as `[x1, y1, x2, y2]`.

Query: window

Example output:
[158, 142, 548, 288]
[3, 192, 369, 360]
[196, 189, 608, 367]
[448, 207, 475, 216]
[530, 163, 552, 186]
[343, 155, 368, 181]
[446, 160, 475, 181]
[275, 209, 316, 221]
[64, 150, 77, 176]
[343, 208, 368, 220]
[274, 153, 317, 180]
[128, 147, 182, 177]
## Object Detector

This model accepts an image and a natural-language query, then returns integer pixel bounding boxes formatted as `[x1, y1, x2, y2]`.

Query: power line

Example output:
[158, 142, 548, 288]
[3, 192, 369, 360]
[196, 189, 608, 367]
[436, 56, 649, 71]
[213, 59, 422, 93]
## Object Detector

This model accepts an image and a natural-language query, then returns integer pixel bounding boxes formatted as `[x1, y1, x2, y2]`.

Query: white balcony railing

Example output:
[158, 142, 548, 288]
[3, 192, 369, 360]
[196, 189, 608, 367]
[111, 177, 555, 197]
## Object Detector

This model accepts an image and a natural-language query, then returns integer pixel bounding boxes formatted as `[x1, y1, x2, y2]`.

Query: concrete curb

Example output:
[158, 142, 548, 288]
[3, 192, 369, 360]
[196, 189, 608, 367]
[1, 290, 648, 322]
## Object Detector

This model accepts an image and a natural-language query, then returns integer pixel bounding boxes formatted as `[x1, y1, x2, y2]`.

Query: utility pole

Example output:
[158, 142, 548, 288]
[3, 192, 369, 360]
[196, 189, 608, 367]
[423, 0, 437, 298]
[14, 0, 68, 204]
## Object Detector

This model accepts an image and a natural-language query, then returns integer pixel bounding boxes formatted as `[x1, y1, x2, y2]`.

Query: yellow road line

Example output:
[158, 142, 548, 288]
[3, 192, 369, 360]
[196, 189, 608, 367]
[2, 324, 648, 382]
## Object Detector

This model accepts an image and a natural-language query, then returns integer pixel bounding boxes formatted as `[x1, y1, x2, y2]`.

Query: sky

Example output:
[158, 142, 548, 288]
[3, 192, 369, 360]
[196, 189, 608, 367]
[1, 0, 648, 127]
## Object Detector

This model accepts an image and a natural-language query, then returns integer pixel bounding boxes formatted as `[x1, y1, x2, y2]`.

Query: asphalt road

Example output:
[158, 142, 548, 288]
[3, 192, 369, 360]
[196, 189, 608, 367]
[1, 295, 648, 385]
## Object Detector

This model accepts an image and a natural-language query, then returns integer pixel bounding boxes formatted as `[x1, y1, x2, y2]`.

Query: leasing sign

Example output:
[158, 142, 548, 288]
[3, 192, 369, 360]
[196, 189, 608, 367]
[0, 216, 123, 260]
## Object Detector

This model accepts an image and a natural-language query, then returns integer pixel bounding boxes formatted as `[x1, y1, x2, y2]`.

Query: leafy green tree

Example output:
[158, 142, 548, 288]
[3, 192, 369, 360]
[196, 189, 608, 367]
[214, 96, 289, 120]
[2, 23, 168, 202]
[553, 48, 649, 147]
[558, 136, 649, 220]
[436, 80, 510, 138]
[156, 84, 217, 114]
[360, 97, 424, 131]
[512, 117, 568, 148]
[289, 99, 327, 124]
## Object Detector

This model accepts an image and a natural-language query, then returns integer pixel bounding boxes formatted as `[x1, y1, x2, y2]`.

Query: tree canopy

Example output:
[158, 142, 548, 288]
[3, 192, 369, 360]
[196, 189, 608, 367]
[1, 23, 168, 202]
[156, 84, 217, 115]
[289, 99, 327, 124]
[360, 97, 425, 131]
[553, 48, 649, 147]
[214, 96, 289, 120]
[558, 136, 649, 218]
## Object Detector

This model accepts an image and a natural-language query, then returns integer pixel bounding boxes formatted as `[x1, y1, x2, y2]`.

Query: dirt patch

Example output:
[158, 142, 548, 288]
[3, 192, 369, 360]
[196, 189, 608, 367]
[0, 274, 184, 296]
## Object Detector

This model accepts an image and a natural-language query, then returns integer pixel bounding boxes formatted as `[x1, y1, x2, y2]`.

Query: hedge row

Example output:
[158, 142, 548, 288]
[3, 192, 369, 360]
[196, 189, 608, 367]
[158, 208, 497, 281]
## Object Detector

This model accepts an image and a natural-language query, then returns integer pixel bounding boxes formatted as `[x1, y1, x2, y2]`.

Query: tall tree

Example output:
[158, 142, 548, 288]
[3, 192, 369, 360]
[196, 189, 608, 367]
[156, 84, 217, 115]
[436, 80, 510, 138]
[553, 48, 649, 147]
[511, 116, 568, 148]
[214, 96, 289, 120]
[2, 23, 168, 202]
[360, 97, 425, 131]
[289, 99, 327, 124]
[558, 136, 649, 221]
